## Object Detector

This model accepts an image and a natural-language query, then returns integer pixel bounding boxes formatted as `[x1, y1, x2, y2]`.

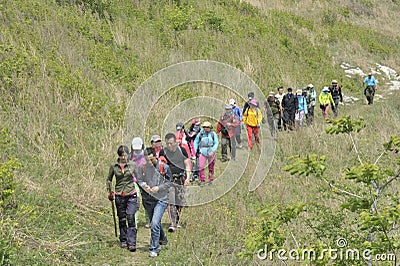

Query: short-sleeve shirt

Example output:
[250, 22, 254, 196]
[159, 147, 188, 175]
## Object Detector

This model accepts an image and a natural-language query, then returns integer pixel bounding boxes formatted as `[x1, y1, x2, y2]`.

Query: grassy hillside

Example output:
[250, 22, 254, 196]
[1, 0, 399, 265]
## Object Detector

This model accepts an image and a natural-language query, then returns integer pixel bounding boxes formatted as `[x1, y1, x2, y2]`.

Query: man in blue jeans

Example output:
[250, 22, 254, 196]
[138, 147, 173, 258]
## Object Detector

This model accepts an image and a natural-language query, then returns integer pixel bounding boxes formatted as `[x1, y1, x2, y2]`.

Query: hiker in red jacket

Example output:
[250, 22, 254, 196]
[216, 104, 239, 161]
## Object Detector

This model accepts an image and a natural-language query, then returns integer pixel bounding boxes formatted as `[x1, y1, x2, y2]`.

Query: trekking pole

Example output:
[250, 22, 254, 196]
[107, 180, 118, 238]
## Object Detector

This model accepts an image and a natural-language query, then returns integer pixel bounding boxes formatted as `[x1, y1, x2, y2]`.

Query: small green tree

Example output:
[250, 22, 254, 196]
[240, 116, 399, 265]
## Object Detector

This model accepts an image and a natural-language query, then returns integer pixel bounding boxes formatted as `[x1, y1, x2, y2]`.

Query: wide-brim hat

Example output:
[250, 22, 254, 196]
[202, 121, 212, 128]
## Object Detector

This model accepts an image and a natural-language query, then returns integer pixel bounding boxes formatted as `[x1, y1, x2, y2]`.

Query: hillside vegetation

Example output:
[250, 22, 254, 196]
[1, 0, 399, 265]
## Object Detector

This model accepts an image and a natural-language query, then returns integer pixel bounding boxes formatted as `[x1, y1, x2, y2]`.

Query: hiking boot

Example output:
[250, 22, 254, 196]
[168, 226, 176, 232]
[120, 242, 128, 248]
[128, 245, 136, 252]
[149, 251, 158, 258]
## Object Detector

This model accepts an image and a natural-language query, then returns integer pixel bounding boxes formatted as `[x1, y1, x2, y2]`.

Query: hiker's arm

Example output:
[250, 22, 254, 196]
[193, 134, 200, 152]
[158, 165, 172, 191]
[106, 165, 115, 200]
[211, 133, 219, 153]
[107, 165, 114, 183]
[216, 121, 222, 134]
[232, 114, 239, 127]
[184, 158, 191, 185]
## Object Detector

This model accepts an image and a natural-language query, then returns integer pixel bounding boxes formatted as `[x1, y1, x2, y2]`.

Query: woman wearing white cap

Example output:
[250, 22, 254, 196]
[318, 87, 335, 119]
[128, 137, 147, 229]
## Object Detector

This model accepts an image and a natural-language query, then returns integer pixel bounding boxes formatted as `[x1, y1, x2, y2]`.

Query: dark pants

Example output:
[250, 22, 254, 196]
[267, 113, 279, 136]
[167, 175, 185, 227]
[221, 135, 236, 160]
[306, 105, 315, 125]
[283, 110, 295, 131]
[277, 112, 283, 131]
[235, 125, 242, 145]
[332, 98, 340, 118]
[115, 194, 138, 246]
[365, 86, 375, 105]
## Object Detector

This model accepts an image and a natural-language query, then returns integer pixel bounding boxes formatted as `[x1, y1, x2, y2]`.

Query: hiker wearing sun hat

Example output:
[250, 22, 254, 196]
[217, 104, 239, 161]
[243, 99, 263, 150]
[363, 72, 378, 105]
[328, 80, 343, 118]
[264, 91, 281, 137]
[194, 121, 219, 184]
[319, 86, 335, 119]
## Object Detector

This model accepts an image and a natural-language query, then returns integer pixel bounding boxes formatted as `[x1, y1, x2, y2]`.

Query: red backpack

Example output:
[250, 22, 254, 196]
[141, 162, 165, 177]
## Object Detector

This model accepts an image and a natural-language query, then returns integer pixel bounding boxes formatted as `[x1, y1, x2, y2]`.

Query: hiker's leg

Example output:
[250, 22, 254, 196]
[150, 201, 167, 252]
[235, 125, 242, 146]
[253, 126, 260, 144]
[246, 125, 253, 149]
[221, 136, 228, 160]
[230, 136, 236, 160]
[198, 154, 207, 182]
[115, 196, 128, 244]
[208, 153, 216, 182]
[126, 195, 138, 246]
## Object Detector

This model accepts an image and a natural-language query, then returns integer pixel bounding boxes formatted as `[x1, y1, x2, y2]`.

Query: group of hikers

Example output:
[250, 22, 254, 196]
[106, 74, 378, 257]
[263, 73, 378, 133]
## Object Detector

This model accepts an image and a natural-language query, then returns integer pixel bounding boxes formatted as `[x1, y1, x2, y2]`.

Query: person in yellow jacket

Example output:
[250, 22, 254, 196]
[243, 99, 263, 150]
[319, 87, 335, 119]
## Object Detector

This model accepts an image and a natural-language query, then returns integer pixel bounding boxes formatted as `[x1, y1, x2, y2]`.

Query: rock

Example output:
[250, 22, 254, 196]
[343, 95, 360, 103]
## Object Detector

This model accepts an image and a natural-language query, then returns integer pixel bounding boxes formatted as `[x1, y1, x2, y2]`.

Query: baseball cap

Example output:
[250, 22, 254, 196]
[131, 137, 143, 150]
[151, 135, 161, 143]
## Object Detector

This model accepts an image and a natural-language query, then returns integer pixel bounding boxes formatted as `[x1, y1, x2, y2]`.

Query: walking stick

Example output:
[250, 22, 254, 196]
[107, 180, 118, 238]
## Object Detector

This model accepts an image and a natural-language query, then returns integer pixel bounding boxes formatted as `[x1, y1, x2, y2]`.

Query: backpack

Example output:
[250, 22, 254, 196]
[197, 131, 217, 152]
[220, 112, 236, 135]
[141, 161, 165, 177]
[245, 107, 260, 118]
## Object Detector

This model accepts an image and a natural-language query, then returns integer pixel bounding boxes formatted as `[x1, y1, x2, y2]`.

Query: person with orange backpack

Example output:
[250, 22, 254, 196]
[137, 147, 173, 258]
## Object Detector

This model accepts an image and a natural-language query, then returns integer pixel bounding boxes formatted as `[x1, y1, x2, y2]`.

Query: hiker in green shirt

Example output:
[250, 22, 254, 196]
[107, 145, 139, 252]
